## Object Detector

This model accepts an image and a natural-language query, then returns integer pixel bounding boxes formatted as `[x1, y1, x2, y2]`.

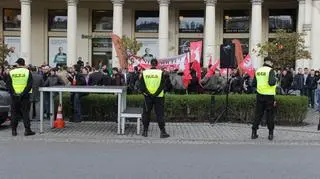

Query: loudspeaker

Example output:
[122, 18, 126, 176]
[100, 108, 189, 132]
[220, 43, 236, 69]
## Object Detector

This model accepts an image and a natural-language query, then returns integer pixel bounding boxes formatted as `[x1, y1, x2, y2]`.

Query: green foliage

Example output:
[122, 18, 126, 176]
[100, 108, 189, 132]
[121, 35, 142, 55]
[0, 32, 10, 65]
[256, 29, 311, 68]
[58, 94, 308, 125]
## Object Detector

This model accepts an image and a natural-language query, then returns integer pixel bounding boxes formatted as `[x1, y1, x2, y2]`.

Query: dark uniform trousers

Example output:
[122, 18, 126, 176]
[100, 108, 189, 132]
[142, 95, 165, 130]
[252, 94, 275, 131]
[11, 94, 31, 130]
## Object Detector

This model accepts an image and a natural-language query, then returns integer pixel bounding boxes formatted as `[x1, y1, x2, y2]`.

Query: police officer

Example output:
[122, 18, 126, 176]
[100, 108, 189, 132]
[251, 57, 277, 140]
[7, 58, 35, 136]
[140, 59, 170, 138]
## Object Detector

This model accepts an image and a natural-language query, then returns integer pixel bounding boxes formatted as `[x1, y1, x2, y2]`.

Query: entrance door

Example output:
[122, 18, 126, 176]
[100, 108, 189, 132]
[92, 38, 112, 69]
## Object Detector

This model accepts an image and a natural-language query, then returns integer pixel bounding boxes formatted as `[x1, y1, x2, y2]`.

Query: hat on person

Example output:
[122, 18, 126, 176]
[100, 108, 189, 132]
[15, 58, 25, 66]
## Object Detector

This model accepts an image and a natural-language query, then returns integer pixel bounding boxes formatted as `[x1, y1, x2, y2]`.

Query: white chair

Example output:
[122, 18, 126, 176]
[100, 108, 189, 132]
[120, 107, 143, 135]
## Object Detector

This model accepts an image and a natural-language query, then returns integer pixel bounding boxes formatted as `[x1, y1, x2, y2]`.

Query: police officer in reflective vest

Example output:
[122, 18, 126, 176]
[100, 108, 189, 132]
[251, 57, 277, 141]
[140, 59, 170, 138]
[7, 58, 35, 136]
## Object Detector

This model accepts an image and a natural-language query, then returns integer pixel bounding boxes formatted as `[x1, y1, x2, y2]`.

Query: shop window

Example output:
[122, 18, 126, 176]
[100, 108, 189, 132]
[179, 10, 204, 33]
[92, 38, 112, 68]
[48, 10, 67, 31]
[135, 11, 159, 33]
[223, 38, 249, 57]
[223, 10, 250, 33]
[3, 9, 21, 31]
[269, 9, 297, 33]
[92, 10, 113, 32]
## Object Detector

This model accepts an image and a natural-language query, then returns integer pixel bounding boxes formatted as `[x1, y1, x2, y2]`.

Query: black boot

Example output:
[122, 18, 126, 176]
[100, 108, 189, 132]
[24, 128, 35, 136]
[160, 129, 170, 138]
[142, 129, 148, 137]
[251, 129, 258, 139]
[268, 131, 274, 141]
[12, 129, 17, 136]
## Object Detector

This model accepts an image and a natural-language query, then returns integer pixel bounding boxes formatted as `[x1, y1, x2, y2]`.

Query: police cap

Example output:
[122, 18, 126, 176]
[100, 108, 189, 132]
[16, 58, 25, 66]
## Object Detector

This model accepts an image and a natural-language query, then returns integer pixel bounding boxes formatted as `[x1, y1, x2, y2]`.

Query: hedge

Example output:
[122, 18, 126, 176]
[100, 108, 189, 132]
[58, 94, 308, 125]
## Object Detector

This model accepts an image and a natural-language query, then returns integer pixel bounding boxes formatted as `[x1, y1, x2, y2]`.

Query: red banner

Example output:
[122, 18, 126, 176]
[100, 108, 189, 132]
[189, 41, 202, 63]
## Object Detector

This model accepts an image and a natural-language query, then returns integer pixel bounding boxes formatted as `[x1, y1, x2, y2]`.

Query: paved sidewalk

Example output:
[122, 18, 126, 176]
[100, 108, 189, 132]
[0, 109, 318, 145]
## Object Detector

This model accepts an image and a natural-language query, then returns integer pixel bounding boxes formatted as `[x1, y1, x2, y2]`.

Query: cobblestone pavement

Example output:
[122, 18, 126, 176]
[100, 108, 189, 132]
[0, 121, 319, 145]
[0, 109, 318, 145]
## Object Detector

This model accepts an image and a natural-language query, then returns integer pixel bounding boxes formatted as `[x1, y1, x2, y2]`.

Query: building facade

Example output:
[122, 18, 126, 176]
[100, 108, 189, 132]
[0, 0, 319, 69]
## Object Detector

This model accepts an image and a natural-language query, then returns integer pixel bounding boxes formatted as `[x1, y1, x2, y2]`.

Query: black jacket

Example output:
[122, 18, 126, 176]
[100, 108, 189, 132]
[293, 73, 304, 90]
[88, 71, 103, 86]
[306, 75, 317, 90]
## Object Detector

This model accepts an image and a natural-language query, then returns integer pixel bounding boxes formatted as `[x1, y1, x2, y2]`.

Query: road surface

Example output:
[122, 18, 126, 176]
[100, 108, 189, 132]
[0, 140, 319, 179]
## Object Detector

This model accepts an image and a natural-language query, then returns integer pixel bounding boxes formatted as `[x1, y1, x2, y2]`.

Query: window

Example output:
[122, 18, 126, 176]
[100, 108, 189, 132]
[223, 38, 249, 57]
[269, 9, 297, 33]
[92, 38, 112, 68]
[223, 10, 250, 33]
[135, 11, 159, 33]
[48, 10, 67, 31]
[3, 9, 21, 31]
[179, 10, 204, 33]
[92, 10, 113, 32]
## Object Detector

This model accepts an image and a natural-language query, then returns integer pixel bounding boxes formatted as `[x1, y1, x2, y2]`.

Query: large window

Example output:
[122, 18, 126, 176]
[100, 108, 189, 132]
[223, 38, 249, 57]
[92, 38, 112, 68]
[135, 11, 159, 33]
[3, 9, 21, 31]
[223, 10, 250, 33]
[179, 10, 204, 33]
[269, 9, 297, 33]
[92, 10, 113, 32]
[48, 10, 67, 31]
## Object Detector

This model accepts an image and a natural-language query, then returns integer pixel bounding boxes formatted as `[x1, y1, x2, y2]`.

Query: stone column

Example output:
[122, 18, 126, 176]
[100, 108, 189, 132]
[112, 0, 124, 68]
[158, 0, 170, 58]
[66, 0, 78, 67]
[20, 0, 32, 65]
[311, 0, 320, 69]
[303, 0, 312, 68]
[250, 0, 263, 68]
[204, 0, 216, 67]
[296, 0, 305, 69]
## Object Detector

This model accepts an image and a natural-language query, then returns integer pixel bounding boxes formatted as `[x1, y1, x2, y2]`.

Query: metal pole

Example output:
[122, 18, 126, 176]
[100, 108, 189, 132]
[59, 91, 62, 105]
[40, 91, 43, 133]
[50, 92, 54, 128]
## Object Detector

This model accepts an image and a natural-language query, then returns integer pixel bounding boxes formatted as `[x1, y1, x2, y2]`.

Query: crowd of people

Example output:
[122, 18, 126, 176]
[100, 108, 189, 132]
[0, 60, 319, 121]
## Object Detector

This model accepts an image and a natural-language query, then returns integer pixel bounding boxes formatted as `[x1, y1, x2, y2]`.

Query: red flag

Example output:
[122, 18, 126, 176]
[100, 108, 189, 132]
[191, 60, 202, 81]
[239, 54, 255, 78]
[189, 41, 202, 63]
[183, 54, 192, 88]
[205, 60, 220, 78]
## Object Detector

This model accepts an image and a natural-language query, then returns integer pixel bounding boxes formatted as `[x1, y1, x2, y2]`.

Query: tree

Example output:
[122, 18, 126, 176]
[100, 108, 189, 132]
[0, 32, 10, 65]
[256, 29, 311, 68]
[120, 35, 142, 55]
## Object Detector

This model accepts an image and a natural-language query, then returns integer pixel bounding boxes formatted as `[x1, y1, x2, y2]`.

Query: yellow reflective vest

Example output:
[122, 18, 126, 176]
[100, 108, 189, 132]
[255, 66, 276, 95]
[9, 68, 30, 95]
[142, 69, 164, 97]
